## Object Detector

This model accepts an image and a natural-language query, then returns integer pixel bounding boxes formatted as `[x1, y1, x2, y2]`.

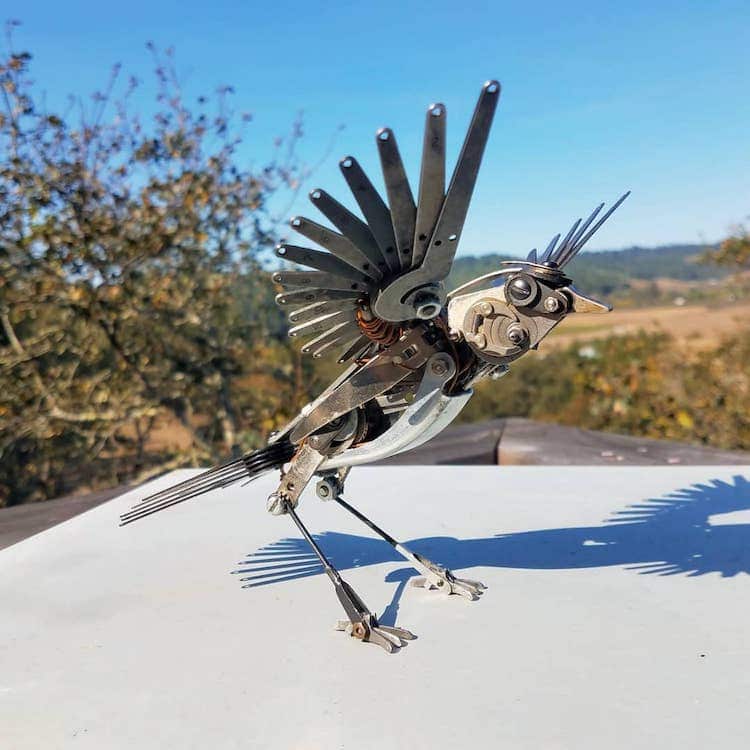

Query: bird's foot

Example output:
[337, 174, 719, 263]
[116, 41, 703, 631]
[335, 614, 416, 653]
[409, 557, 486, 600]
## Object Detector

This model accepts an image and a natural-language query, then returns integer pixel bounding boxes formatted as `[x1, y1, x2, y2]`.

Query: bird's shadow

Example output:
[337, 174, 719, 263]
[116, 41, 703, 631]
[232, 475, 750, 625]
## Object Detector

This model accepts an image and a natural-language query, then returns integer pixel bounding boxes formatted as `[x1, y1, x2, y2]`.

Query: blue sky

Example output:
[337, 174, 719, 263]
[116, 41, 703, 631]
[6, 0, 749, 257]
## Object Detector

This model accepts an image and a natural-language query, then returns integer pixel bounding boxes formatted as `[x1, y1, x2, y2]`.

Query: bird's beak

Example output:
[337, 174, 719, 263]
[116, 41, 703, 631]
[564, 286, 612, 314]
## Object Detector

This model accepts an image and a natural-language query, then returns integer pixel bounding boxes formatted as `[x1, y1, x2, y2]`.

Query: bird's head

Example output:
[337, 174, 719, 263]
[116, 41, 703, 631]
[446, 193, 629, 367]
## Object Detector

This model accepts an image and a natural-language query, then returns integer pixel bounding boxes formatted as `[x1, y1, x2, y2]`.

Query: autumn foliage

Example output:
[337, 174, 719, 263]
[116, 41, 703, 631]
[0, 36, 315, 505]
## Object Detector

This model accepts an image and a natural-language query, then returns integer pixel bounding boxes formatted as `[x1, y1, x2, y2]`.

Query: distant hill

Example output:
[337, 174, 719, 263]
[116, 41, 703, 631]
[448, 244, 727, 298]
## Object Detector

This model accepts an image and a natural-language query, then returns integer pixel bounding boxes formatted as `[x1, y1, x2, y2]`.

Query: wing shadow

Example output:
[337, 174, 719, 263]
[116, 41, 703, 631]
[232, 475, 750, 623]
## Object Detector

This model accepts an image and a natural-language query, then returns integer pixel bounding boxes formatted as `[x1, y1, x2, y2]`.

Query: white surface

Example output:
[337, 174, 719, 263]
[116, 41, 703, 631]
[2, 466, 750, 749]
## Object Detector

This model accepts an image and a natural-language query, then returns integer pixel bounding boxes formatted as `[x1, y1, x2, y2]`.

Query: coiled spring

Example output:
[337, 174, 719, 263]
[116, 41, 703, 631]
[356, 309, 401, 346]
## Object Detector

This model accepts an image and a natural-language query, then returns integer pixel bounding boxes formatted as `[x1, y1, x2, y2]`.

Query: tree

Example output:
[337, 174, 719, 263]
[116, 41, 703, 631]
[701, 222, 750, 270]
[0, 27, 310, 505]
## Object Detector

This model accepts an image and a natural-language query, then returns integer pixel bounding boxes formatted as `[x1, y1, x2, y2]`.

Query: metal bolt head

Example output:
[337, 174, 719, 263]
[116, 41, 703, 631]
[316, 477, 338, 501]
[413, 290, 442, 320]
[431, 360, 447, 376]
[416, 304, 440, 319]
[506, 323, 528, 345]
[543, 296, 561, 313]
[473, 300, 493, 316]
[508, 276, 534, 304]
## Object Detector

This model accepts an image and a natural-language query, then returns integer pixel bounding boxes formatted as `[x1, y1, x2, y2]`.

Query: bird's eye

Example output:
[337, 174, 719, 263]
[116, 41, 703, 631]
[507, 274, 536, 306]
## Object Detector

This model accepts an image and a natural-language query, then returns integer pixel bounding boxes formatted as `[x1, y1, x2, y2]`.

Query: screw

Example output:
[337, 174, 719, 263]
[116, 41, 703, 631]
[417, 304, 440, 319]
[431, 359, 447, 375]
[316, 477, 340, 501]
[543, 296, 561, 313]
[506, 323, 527, 345]
[473, 301, 493, 316]
[414, 291, 442, 320]
[509, 276, 534, 304]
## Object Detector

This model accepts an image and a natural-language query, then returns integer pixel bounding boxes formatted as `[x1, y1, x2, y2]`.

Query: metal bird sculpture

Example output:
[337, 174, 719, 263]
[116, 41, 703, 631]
[121, 80, 629, 652]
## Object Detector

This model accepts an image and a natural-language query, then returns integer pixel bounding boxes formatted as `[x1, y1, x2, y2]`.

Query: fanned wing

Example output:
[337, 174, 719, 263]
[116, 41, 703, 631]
[272, 80, 501, 361]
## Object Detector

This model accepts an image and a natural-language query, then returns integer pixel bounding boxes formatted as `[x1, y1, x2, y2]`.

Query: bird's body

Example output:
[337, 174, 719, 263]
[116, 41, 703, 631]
[121, 80, 628, 652]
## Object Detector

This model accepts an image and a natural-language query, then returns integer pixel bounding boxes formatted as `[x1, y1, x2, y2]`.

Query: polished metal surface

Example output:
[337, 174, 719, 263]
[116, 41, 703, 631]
[274, 244, 368, 281]
[376, 127, 415, 272]
[288, 215, 382, 280]
[412, 103, 446, 268]
[338, 156, 399, 274]
[287, 299, 360, 325]
[308, 188, 387, 271]
[288, 310, 353, 339]
[272, 269, 371, 295]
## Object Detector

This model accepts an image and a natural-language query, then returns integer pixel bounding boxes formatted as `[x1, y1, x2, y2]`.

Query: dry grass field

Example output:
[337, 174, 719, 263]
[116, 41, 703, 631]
[549, 301, 750, 351]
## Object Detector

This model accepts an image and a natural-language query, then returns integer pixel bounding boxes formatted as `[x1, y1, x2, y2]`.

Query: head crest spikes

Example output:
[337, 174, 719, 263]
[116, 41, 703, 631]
[540, 233, 561, 263]
[548, 192, 630, 268]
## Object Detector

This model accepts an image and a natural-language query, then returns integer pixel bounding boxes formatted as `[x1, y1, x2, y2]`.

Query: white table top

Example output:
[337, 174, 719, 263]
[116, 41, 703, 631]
[2, 465, 750, 749]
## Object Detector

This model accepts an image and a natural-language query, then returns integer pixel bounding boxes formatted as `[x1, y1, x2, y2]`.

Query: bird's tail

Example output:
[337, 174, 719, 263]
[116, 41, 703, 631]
[119, 440, 295, 526]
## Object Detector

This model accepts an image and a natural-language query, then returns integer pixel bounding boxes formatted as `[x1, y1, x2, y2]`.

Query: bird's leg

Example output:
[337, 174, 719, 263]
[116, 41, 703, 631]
[317, 475, 486, 600]
[265, 424, 340, 516]
[284, 502, 415, 653]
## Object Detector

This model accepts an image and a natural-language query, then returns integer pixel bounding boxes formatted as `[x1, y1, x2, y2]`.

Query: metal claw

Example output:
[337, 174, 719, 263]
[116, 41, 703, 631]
[378, 624, 417, 642]
[411, 568, 487, 601]
[335, 614, 416, 653]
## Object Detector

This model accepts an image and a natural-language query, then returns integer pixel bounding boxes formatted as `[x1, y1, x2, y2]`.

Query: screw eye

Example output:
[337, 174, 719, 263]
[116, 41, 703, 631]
[509, 277, 532, 301]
